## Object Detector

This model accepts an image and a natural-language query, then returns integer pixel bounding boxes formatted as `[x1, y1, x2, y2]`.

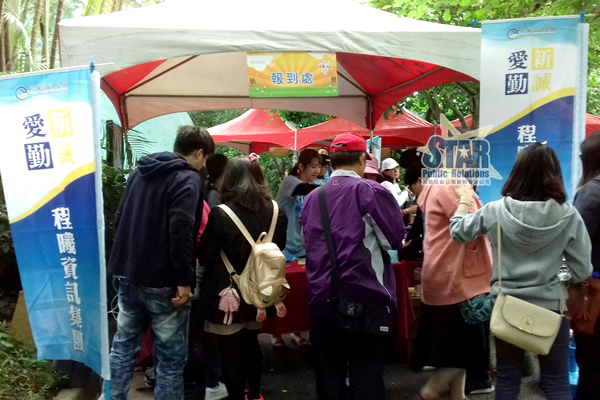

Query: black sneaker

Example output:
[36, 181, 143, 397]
[144, 366, 156, 389]
[465, 378, 495, 395]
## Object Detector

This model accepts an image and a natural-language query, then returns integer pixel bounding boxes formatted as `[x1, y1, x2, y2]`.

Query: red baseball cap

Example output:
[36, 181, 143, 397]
[330, 132, 367, 153]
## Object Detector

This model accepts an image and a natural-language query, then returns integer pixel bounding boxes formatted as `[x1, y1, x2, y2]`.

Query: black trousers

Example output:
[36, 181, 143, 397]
[311, 314, 386, 400]
[217, 328, 262, 400]
[574, 319, 600, 400]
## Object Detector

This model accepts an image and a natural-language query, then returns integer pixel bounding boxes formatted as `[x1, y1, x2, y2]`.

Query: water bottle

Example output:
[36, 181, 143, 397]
[414, 267, 422, 296]
[558, 256, 572, 285]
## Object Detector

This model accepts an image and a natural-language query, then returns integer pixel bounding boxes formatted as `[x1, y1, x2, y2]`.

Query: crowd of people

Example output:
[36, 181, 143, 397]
[102, 125, 600, 400]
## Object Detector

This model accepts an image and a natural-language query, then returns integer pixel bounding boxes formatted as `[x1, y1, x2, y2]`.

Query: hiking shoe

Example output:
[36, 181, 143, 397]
[272, 334, 285, 350]
[205, 382, 228, 400]
[465, 379, 495, 395]
[290, 332, 310, 348]
[144, 366, 156, 389]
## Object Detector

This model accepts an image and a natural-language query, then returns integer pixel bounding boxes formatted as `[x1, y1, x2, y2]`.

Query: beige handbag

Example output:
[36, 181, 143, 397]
[490, 223, 566, 356]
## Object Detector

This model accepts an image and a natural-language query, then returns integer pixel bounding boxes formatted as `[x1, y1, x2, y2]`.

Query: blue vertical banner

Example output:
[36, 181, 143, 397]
[0, 67, 109, 379]
[479, 16, 589, 204]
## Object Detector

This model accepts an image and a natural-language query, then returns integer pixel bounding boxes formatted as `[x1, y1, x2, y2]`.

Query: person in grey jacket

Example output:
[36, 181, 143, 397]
[449, 143, 592, 400]
[572, 130, 600, 400]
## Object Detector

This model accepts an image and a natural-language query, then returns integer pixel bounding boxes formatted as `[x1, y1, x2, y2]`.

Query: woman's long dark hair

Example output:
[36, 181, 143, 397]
[206, 154, 228, 184]
[501, 142, 567, 204]
[288, 149, 321, 177]
[220, 158, 271, 212]
[578, 131, 600, 188]
[382, 170, 395, 183]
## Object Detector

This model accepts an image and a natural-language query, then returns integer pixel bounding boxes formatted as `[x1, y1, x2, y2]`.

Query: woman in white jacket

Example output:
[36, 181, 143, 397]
[381, 157, 417, 215]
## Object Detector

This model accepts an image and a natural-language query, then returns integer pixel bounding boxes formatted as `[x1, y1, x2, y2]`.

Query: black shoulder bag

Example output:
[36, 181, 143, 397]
[318, 185, 394, 338]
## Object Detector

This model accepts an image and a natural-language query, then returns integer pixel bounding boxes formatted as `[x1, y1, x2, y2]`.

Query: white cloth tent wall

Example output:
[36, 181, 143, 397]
[59, 0, 481, 131]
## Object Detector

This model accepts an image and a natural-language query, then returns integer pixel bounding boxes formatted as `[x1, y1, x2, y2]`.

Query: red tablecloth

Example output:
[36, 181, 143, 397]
[260, 261, 311, 335]
[137, 260, 420, 364]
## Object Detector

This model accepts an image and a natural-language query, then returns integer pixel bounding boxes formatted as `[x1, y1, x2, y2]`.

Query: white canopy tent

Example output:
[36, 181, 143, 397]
[59, 0, 481, 132]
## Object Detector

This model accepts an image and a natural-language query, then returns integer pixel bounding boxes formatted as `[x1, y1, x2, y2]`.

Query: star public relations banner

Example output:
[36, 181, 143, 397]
[0, 67, 109, 379]
[479, 16, 589, 204]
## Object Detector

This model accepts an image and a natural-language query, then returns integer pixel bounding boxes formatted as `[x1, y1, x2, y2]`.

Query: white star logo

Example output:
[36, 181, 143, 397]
[417, 114, 502, 180]
[459, 146, 470, 158]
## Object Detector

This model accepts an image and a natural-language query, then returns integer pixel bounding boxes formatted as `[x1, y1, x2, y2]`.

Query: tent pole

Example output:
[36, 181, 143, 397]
[368, 95, 374, 153]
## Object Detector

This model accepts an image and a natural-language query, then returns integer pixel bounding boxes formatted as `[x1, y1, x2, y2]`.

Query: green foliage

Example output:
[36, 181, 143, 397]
[188, 110, 246, 128]
[260, 154, 294, 197]
[274, 110, 331, 128]
[0, 323, 67, 400]
[102, 164, 128, 257]
[370, 0, 600, 116]
[0, 177, 17, 293]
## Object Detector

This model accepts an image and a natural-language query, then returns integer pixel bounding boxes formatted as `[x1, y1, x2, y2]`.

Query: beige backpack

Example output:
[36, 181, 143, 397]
[219, 201, 289, 322]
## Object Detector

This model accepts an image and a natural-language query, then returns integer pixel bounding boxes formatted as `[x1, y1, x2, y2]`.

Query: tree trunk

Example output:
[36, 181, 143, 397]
[43, 0, 50, 64]
[30, 0, 44, 61]
[117, 0, 125, 11]
[0, 0, 5, 72]
[49, 0, 64, 69]
[21, 0, 33, 25]
[420, 89, 443, 125]
[4, 29, 11, 71]
[99, 0, 108, 14]
[456, 82, 480, 129]
[440, 93, 469, 131]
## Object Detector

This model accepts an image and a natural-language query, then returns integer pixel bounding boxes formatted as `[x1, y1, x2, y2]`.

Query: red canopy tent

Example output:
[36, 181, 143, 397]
[586, 114, 600, 137]
[207, 109, 295, 154]
[209, 109, 436, 154]
[297, 110, 435, 149]
[58, 0, 480, 133]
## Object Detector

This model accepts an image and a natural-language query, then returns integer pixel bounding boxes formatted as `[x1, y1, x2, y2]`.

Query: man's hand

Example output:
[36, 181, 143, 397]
[402, 205, 418, 216]
[172, 286, 191, 307]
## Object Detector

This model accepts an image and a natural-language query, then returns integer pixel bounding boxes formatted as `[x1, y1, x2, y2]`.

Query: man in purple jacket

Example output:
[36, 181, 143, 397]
[301, 133, 406, 400]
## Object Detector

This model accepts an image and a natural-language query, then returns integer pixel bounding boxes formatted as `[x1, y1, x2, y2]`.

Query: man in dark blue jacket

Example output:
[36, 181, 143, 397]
[107, 126, 214, 400]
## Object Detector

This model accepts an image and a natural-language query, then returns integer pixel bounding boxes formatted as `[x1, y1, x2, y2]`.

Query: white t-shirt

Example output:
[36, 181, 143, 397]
[381, 180, 410, 209]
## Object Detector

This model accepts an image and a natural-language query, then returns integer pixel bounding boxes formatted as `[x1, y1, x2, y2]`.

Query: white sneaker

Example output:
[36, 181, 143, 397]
[205, 382, 228, 400]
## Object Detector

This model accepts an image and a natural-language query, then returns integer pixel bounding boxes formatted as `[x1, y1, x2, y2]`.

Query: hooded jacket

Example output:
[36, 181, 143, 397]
[573, 175, 600, 273]
[301, 170, 406, 318]
[450, 197, 593, 310]
[108, 152, 204, 288]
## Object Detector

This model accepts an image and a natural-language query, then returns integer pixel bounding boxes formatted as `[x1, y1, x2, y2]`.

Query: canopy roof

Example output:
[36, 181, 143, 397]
[586, 114, 600, 137]
[59, 0, 480, 131]
[207, 110, 296, 154]
[208, 109, 434, 153]
[299, 109, 434, 148]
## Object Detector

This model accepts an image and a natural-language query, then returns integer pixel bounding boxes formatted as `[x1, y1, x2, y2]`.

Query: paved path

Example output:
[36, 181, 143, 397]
[122, 333, 548, 400]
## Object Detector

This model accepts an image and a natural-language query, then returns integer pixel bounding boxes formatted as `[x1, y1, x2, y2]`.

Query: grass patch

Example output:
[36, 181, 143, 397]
[0, 322, 67, 400]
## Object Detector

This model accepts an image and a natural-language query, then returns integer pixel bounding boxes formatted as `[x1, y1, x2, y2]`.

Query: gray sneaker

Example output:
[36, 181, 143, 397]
[205, 382, 228, 400]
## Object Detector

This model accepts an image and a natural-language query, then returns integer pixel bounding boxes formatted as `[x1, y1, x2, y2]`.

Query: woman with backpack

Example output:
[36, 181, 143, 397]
[449, 143, 593, 400]
[199, 155, 287, 400]
[572, 131, 600, 400]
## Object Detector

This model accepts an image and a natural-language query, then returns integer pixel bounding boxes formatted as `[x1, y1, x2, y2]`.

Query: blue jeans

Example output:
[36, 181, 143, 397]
[109, 278, 191, 400]
[495, 318, 571, 400]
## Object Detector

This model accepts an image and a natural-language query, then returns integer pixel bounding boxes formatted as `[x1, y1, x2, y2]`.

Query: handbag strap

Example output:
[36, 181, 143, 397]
[496, 223, 566, 316]
[318, 185, 340, 299]
[497, 223, 502, 293]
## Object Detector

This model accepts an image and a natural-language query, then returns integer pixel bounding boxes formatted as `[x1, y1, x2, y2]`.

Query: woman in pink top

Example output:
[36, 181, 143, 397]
[412, 180, 493, 400]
